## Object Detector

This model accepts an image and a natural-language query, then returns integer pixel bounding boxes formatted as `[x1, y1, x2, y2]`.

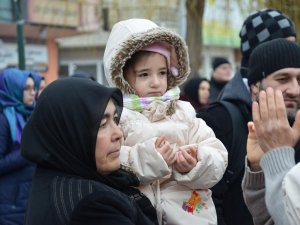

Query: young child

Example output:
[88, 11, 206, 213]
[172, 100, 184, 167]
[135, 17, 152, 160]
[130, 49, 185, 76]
[103, 18, 228, 225]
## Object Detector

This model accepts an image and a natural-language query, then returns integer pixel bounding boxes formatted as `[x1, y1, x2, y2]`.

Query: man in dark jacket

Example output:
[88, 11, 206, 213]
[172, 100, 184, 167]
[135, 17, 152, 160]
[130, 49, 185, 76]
[209, 57, 232, 102]
[197, 9, 297, 225]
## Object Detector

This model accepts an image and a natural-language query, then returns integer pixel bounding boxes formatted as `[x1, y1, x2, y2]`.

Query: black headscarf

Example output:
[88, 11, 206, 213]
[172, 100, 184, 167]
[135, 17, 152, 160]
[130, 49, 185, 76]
[182, 77, 209, 109]
[21, 78, 138, 189]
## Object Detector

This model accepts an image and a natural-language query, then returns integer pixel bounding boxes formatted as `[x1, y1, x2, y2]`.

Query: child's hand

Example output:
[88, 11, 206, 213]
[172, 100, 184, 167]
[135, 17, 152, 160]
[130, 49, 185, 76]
[155, 136, 176, 166]
[174, 146, 197, 173]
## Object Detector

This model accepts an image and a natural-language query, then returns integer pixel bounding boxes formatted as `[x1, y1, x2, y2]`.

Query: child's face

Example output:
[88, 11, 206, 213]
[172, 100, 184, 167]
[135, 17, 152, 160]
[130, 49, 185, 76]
[124, 53, 168, 97]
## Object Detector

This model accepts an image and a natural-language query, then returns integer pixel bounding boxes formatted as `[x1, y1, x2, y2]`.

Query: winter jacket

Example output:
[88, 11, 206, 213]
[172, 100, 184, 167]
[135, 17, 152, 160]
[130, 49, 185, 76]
[208, 77, 228, 103]
[242, 147, 300, 225]
[103, 19, 228, 225]
[197, 72, 254, 225]
[120, 100, 227, 225]
[24, 167, 157, 225]
[0, 112, 35, 225]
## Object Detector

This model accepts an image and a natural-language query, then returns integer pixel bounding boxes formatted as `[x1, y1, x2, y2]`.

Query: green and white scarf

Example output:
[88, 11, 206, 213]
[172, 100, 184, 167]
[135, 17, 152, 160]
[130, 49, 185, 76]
[123, 87, 180, 112]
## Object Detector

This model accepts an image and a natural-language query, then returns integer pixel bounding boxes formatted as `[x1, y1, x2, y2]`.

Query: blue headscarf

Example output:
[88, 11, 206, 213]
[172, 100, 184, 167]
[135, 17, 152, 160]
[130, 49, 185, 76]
[0, 68, 35, 144]
[29, 71, 43, 90]
[29, 71, 44, 100]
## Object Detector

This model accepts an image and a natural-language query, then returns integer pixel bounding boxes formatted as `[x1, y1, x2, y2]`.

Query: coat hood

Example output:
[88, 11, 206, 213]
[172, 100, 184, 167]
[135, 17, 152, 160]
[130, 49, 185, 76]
[219, 72, 252, 107]
[103, 18, 190, 94]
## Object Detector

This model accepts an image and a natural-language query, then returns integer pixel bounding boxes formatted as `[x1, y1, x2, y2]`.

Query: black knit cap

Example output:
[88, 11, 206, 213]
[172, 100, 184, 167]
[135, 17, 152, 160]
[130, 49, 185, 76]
[247, 38, 300, 85]
[212, 57, 230, 70]
[240, 9, 296, 69]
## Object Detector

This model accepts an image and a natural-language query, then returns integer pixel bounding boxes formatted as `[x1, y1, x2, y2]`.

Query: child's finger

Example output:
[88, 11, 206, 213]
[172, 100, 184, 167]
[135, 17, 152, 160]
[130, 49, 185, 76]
[155, 136, 165, 148]
[177, 152, 189, 166]
[168, 152, 177, 165]
[189, 148, 197, 159]
[181, 150, 197, 164]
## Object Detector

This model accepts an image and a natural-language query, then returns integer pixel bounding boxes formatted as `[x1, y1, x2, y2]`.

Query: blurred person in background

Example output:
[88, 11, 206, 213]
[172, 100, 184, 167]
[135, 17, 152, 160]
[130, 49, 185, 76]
[71, 71, 96, 81]
[209, 57, 232, 102]
[0, 68, 36, 225]
[180, 76, 210, 110]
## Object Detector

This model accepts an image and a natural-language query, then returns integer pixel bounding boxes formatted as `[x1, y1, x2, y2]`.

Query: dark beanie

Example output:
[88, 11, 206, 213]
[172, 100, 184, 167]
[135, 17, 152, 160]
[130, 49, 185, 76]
[212, 57, 230, 70]
[247, 38, 300, 85]
[240, 9, 296, 69]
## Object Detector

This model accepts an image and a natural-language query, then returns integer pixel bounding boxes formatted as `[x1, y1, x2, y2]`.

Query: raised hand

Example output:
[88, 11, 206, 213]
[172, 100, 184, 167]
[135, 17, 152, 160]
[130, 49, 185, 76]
[252, 88, 300, 153]
[246, 122, 264, 171]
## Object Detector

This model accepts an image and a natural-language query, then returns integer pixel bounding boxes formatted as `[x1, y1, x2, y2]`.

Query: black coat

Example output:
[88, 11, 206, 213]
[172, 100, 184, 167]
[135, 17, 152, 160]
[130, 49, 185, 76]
[0, 112, 35, 225]
[198, 73, 253, 225]
[209, 77, 228, 103]
[25, 167, 157, 225]
[21, 78, 158, 225]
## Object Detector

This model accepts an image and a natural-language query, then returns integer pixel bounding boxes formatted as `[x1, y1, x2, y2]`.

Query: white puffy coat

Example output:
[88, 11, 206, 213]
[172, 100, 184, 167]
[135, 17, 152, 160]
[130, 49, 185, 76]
[103, 18, 228, 225]
[120, 100, 227, 225]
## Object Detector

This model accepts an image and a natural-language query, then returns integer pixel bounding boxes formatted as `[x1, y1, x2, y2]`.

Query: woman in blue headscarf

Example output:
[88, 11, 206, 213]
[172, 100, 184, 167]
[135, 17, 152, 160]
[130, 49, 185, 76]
[0, 68, 36, 225]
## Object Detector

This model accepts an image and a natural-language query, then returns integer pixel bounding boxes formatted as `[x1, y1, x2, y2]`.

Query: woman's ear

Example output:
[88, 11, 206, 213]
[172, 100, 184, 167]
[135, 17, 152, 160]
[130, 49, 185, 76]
[250, 81, 260, 101]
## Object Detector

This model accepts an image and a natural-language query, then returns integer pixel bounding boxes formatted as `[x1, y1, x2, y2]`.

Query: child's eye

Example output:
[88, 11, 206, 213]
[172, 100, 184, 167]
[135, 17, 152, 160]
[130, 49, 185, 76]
[160, 71, 167, 76]
[137, 73, 148, 77]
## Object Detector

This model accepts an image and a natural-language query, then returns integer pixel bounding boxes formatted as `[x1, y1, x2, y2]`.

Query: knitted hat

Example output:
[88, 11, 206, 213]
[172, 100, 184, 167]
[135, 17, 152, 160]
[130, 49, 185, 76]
[212, 57, 230, 70]
[247, 38, 300, 85]
[240, 9, 296, 69]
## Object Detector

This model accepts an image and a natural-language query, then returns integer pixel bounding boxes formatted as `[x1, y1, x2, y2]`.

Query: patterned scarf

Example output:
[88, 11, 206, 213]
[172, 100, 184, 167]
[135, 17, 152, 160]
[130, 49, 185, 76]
[123, 86, 180, 112]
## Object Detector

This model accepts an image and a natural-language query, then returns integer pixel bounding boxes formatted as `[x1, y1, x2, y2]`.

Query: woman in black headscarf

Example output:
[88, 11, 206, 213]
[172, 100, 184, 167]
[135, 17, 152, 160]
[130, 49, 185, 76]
[180, 77, 210, 111]
[21, 78, 158, 225]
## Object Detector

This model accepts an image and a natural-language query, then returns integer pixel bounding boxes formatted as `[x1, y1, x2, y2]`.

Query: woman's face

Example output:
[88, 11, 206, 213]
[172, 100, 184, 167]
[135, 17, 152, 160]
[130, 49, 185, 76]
[198, 80, 210, 105]
[95, 99, 123, 175]
[23, 77, 36, 106]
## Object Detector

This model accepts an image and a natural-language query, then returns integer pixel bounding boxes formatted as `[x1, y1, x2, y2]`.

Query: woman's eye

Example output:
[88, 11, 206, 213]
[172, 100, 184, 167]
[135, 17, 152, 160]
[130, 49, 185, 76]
[113, 115, 119, 124]
[100, 120, 107, 128]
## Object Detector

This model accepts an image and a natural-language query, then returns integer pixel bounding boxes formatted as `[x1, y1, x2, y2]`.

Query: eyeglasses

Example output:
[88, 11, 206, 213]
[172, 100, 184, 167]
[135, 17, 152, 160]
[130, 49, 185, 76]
[24, 85, 36, 92]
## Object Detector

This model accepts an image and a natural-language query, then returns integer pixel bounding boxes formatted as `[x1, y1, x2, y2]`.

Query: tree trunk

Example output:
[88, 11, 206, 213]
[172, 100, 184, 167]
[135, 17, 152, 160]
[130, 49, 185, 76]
[185, 0, 205, 77]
